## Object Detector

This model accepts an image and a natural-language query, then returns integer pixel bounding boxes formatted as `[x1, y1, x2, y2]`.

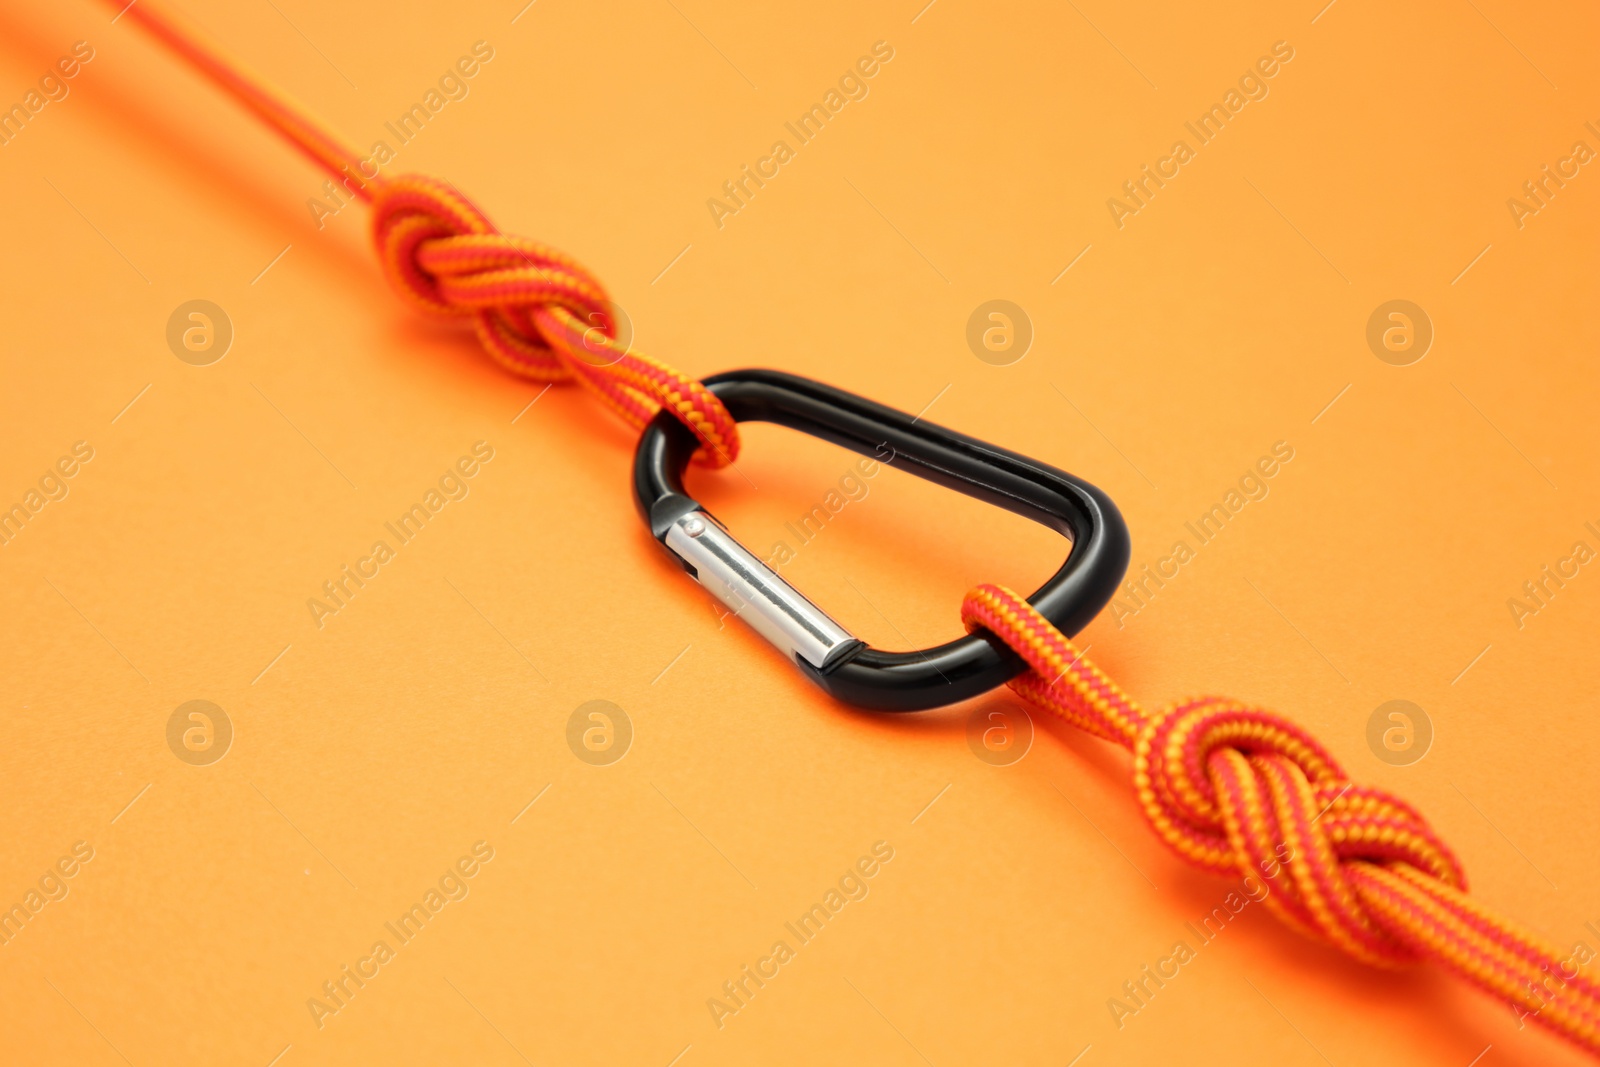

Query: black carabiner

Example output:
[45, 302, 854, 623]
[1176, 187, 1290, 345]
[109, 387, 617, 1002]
[633, 370, 1130, 711]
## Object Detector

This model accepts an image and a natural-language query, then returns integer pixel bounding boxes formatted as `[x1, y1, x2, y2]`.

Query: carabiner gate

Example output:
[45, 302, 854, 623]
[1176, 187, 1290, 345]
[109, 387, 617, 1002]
[634, 370, 1130, 711]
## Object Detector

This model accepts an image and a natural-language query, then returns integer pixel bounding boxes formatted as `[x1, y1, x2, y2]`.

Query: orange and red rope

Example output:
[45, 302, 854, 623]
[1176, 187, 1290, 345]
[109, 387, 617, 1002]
[107, 0, 1599, 1056]
[111, 0, 739, 469]
[963, 583, 1600, 1054]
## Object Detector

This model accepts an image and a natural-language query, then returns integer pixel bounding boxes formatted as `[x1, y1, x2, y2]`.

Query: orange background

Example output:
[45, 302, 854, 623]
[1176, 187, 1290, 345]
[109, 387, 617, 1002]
[2, 1, 1598, 1064]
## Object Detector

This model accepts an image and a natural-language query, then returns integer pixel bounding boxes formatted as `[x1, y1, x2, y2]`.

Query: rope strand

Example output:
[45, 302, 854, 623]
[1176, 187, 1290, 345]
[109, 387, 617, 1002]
[105, 0, 1598, 1055]
[963, 583, 1600, 1056]
[111, 0, 740, 467]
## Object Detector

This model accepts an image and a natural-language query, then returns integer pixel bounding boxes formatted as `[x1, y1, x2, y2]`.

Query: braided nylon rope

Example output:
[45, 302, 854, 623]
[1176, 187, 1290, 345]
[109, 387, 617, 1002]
[113, 0, 1598, 1055]
[962, 583, 1600, 1055]
[114, 0, 739, 469]
[369, 176, 740, 465]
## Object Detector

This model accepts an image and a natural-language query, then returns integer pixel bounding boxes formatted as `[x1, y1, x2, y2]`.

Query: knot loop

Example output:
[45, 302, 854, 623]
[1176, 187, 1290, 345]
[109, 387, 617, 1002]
[369, 175, 740, 466]
[1133, 695, 1465, 966]
[962, 585, 1600, 1058]
[97, 0, 1600, 1042]
[961, 582, 1468, 969]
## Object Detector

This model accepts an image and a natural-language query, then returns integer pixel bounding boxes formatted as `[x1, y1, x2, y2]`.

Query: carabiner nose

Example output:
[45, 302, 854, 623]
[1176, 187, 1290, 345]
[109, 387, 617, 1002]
[634, 370, 1130, 711]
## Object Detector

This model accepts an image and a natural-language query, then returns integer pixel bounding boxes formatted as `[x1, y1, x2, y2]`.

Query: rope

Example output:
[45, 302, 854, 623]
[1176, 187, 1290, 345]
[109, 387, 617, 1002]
[107, 0, 1599, 1055]
[112, 0, 739, 467]
[963, 583, 1600, 1055]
